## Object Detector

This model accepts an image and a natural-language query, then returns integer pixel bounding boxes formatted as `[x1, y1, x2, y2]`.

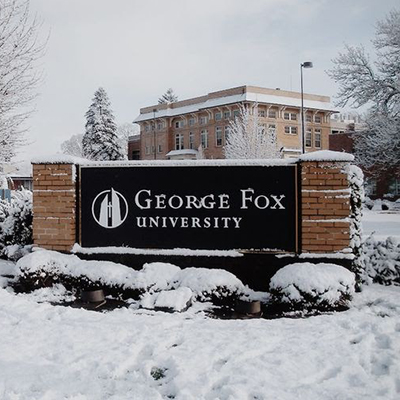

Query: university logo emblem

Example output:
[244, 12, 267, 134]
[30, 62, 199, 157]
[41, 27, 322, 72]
[91, 188, 128, 228]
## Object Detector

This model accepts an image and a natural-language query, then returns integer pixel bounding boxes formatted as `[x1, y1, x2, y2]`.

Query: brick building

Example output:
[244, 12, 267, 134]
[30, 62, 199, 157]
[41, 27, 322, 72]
[329, 114, 400, 199]
[132, 85, 336, 160]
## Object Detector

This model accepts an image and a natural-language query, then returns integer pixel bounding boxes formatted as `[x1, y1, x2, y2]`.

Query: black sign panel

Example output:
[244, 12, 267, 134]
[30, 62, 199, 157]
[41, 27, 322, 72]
[79, 164, 298, 252]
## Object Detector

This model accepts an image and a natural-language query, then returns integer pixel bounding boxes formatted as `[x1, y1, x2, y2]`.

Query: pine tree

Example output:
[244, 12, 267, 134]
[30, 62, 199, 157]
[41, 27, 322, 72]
[158, 88, 178, 104]
[82, 88, 124, 161]
[224, 104, 281, 159]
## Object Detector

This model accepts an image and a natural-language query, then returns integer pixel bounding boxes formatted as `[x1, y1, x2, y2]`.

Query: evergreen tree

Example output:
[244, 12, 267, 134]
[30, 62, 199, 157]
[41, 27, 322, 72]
[158, 88, 178, 104]
[82, 88, 124, 161]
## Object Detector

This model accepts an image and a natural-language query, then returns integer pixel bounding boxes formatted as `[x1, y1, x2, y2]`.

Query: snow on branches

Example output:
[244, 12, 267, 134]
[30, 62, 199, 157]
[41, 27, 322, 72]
[327, 10, 400, 176]
[0, 0, 46, 162]
[82, 88, 125, 161]
[158, 88, 178, 104]
[224, 104, 281, 160]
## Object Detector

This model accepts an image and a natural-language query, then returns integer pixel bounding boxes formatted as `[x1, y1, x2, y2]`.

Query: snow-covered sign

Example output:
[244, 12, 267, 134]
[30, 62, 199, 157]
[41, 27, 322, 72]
[78, 163, 298, 252]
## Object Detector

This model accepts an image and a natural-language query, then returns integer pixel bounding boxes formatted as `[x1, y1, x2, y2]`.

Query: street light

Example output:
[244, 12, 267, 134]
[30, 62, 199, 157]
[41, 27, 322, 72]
[153, 108, 157, 160]
[300, 61, 313, 154]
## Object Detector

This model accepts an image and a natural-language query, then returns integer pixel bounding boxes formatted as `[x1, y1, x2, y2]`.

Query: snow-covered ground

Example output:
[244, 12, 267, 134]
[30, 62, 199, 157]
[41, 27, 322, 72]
[0, 210, 399, 399]
[362, 210, 400, 241]
[0, 278, 399, 400]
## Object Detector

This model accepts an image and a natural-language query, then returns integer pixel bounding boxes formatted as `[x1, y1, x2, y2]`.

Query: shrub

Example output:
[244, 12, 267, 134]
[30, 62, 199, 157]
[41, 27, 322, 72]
[363, 236, 400, 285]
[0, 189, 33, 258]
[269, 263, 356, 314]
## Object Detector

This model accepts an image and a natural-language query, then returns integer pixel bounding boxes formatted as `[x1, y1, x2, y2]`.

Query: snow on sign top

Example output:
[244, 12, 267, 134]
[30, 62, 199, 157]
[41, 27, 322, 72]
[299, 150, 354, 162]
[31, 154, 88, 165]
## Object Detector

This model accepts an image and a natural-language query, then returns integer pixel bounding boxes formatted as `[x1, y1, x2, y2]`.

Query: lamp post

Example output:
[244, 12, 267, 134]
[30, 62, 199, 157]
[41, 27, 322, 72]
[153, 108, 157, 160]
[300, 61, 313, 154]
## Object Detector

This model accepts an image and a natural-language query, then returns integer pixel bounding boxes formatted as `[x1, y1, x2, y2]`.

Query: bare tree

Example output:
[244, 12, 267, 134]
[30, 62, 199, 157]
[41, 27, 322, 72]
[60, 134, 83, 157]
[117, 122, 139, 158]
[327, 9, 400, 176]
[0, 0, 46, 162]
[224, 104, 281, 159]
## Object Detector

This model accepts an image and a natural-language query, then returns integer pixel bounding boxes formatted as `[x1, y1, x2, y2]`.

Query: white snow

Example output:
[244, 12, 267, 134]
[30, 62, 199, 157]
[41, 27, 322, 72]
[16, 250, 249, 300]
[72, 244, 244, 258]
[169, 267, 245, 300]
[299, 150, 354, 162]
[270, 262, 356, 304]
[134, 91, 335, 123]
[31, 154, 88, 164]
[141, 287, 193, 312]
[0, 266, 399, 399]
[362, 210, 400, 241]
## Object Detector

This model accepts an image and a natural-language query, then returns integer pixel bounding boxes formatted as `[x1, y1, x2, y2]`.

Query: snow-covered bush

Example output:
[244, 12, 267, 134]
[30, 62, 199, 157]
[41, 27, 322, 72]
[345, 165, 365, 283]
[15, 250, 248, 307]
[0, 188, 33, 258]
[363, 236, 400, 285]
[269, 263, 356, 313]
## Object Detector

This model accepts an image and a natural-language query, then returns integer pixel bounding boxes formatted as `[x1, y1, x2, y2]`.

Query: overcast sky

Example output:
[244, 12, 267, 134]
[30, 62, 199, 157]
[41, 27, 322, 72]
[17, 0, 399, 161]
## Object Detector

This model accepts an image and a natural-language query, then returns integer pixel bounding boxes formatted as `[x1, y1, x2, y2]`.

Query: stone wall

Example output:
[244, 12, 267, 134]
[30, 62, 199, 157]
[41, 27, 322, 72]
[32, 163, 76, 252]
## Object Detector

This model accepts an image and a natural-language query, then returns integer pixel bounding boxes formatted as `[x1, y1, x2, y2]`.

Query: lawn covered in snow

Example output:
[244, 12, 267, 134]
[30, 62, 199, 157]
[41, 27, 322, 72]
[362, 210, 400, 241]
[0, 260, 399, 399]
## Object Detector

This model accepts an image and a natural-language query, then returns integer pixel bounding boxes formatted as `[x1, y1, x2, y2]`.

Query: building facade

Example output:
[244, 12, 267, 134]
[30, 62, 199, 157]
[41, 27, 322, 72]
[133, 86, 336, 160]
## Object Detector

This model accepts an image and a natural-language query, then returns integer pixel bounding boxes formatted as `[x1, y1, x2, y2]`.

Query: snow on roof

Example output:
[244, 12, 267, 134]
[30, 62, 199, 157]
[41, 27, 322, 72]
[166, 149, 198, 157]
[299, 150, 354, 162]
[134, 92, 336, 123]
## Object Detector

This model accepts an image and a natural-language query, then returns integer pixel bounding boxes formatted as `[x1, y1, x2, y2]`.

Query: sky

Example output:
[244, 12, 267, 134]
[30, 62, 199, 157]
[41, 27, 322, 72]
[16, 0, 399, 161]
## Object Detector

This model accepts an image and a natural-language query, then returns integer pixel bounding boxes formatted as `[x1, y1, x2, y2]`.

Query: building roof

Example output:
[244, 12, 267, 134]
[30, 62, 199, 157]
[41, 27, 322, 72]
[134, 85, 337, 123]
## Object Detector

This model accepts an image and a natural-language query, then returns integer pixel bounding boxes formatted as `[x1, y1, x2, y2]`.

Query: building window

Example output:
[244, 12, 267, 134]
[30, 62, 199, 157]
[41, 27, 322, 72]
[157, 121, 164, 130]
[388, 178, 400, 195]
[305, 114, 312, 123]
[151, 146, 155, 154]
[305, 129, 312, 147]
[201, 130, 208, 148]
[258, 110, 265, 117]
[233, 110, 240, 118]
[284, 126, 298, 135]
[215, 112, 222, 121]
[224, 111, 231, 119]
[189, 118, 195, 126]
[145, 125, 149, 132]
[284, 112, 297, 121]
[158, 144, 162, 153]
[268, 124, 276, 134]
[224, 126, 230, 143]
[175, 120, 184, 129]
[200, 116, 208, 125]
[268, 109, 276, 118]
[189, 132, 194, 149]
[216, 127, 223, 146]
[131, 150, 140, 160]
[175, 133, 184, 150]
[314, 115, 322, 123]
[257, 124, 266, 137]
[145, 146, 150, 155]
[314, 129, 321, 147]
